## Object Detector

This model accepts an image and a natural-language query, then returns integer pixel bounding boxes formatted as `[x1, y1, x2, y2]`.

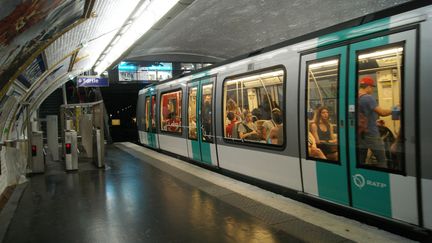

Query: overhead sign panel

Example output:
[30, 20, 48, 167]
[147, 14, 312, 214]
[77, 76, 109, 87]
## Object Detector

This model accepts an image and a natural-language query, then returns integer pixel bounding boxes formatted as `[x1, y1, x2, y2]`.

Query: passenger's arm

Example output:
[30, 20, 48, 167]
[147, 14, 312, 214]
[374, 106, 392, 116]
[310, 123, 321, 144]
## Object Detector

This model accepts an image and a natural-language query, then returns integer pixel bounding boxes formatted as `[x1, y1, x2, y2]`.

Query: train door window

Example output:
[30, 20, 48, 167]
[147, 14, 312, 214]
[223, 67, 285, 146]
[201, 84, 213, 142]
[145, 96, 150, 131]
[188, 87, 197, 140]
[356, 44, 404, 172]
[151, 95, 156, 131]
[160, 90, 182, 134]
[306, 58, 340, 162]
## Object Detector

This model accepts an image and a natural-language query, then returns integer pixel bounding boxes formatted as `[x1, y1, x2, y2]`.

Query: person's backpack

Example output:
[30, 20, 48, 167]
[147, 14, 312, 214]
[358, 94, 368, 137]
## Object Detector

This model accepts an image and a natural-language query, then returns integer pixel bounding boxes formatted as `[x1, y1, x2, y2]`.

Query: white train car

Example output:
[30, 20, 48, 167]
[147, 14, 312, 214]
[137, 3, 432, 238]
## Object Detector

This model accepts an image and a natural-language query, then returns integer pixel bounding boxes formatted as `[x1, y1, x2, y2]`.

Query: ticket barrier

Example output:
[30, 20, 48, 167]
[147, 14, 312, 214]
[65, 130, 78, 171]
[31, 131, 45, 173]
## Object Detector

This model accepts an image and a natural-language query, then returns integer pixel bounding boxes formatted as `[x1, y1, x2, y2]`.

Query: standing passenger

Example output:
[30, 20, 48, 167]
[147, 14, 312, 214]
[358, 76, 393, 167]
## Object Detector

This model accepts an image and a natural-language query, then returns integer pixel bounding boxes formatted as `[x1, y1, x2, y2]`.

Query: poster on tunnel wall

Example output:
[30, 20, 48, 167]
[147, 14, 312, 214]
[26, 56, 70, 104]
[0, 0, 85, 93]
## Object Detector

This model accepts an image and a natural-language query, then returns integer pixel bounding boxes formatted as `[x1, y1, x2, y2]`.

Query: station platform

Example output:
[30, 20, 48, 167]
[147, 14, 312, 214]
[0, 142, 414, 242]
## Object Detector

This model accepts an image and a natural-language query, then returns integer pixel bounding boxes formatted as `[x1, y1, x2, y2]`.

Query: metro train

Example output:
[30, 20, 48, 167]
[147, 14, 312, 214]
[136, 3, 432, 236]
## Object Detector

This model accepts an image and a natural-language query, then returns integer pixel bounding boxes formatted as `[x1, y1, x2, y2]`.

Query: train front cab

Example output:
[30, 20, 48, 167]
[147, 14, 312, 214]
[299, 25, 424, 227]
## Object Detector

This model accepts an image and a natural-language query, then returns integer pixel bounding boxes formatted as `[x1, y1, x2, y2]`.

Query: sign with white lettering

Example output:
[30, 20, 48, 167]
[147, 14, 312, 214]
[77, 76, 109, 87]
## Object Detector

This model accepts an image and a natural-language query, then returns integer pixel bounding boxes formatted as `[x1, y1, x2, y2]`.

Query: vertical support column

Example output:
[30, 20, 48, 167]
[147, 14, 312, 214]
[47, 115, 59, 161]
[22, 103, 32, 171]
[62, 84, 68, 105]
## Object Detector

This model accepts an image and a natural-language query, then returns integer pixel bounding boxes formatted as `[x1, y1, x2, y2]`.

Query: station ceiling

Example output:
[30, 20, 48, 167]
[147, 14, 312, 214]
[126, 0, 412, 63]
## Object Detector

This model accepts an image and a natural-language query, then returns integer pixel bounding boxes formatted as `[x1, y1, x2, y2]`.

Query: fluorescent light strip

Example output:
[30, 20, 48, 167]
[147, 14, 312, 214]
[225, 70, 284, 85]
[94, 0, 179, 74]
[359, 47, 403, 59]
[309, 60, 338, 69]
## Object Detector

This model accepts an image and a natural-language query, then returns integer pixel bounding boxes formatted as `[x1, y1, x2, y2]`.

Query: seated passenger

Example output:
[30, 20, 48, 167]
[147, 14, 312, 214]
[238, 112, 260, 141]
[189, 116, 197, 139]
[308, 132, 326, 159]
[310, 107, 338, 160]
[225, 112, 237, 138]
[268, 108, 283, 145]
[262, 119, 275, 141]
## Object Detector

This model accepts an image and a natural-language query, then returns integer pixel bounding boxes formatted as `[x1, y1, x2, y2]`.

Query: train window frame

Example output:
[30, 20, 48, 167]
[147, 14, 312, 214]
[187, 85, 198, 141]
[304, 55, 341, 164]
[354, 42, 406, 175]
[221, 65, 287, 151]
[159, 88, 183, 136]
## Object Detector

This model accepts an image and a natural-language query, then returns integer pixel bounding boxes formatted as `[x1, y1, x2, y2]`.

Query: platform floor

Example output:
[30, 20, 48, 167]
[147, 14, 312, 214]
[2, 143, 413, 243]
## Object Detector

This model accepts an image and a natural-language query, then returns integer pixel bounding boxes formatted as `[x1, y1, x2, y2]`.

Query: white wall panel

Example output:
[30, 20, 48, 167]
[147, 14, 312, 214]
[390, 175, 418, 224]
[217, 145, 302, 190]
[422, 179, 432, 229]
[159, 135, 188, 157]
[301, 159, 318, 196]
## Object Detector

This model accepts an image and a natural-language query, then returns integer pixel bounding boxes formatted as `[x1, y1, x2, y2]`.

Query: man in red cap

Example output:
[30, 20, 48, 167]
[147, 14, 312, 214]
[358, 76, 393, 167]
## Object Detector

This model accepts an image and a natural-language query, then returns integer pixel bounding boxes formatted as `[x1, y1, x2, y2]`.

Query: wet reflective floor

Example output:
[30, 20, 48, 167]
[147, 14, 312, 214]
[4, 145, 350, 243]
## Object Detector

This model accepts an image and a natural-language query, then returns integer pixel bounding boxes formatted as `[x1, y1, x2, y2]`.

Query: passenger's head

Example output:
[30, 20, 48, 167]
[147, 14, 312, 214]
[316, 107, 330, 124]
[252, 108, 262, 120]
[271, 108, 283, 125]
[227, 99, 237, 111]
[359, 76, 376, 93]
[204, 94, 211, 104]
[227, 112, 235, 121]
[245, 112, 254, 122]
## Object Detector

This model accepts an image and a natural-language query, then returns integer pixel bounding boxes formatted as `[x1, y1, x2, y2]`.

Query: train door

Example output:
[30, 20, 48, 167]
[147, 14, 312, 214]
[347, 30, 418, 224]
[146, 90, 158, 149]
[187, 77, 217, 166]
[300, 29, 419, 224]
[300, 46, 350, 205]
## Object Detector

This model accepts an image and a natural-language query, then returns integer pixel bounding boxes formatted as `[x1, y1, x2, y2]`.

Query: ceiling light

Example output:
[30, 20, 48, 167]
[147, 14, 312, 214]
[309, 60, 338, 69]
[359, 47, 403, 59]
[94, 0, 179, 74]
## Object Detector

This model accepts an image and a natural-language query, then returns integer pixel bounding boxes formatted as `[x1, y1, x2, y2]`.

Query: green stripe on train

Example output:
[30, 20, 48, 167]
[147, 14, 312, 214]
[191, 140, 201, 161]
[200, 142, 212, 165]
[318, 18, 390, 47]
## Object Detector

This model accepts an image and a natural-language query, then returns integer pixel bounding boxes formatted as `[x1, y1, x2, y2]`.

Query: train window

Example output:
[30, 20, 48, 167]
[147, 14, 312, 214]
[145, 96, 150, 132]
[223, 68, 285, 146]
[151, 95, 156, 131]
[160, 90, 182, 134]
[356, 44, 404, 172]
[188, 87, 197, 140]
[306, 58, 340, 162]
[201, 84, 213, 142]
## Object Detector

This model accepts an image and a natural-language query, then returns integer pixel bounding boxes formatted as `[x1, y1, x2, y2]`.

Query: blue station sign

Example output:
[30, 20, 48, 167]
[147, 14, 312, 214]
[77, 76, 109, 87]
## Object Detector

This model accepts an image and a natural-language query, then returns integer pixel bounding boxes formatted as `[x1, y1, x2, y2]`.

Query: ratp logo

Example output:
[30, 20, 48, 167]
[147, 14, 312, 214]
[352, 174, 365, 189]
